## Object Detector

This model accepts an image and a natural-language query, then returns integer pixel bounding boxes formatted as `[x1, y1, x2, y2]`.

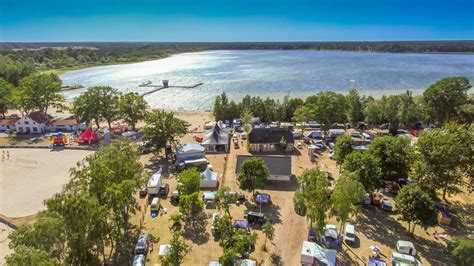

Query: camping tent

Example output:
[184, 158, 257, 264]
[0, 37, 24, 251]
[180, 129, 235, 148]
[202, 121, 229, 152]
[77, 128, 98, 144]
[301, 241, 336, 266]
[175, 144, 205, 165]
[201, 166, 218, 188]
[159, 244, 171, 257]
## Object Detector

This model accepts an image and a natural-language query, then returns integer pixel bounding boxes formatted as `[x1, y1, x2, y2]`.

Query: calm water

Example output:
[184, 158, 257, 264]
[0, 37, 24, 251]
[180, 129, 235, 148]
[60, 50, 474, 110]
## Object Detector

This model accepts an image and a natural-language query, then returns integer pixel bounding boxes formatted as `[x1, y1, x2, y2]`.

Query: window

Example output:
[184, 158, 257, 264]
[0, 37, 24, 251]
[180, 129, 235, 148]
[24, 121, 29, 125]
[32, 127, 37, 132]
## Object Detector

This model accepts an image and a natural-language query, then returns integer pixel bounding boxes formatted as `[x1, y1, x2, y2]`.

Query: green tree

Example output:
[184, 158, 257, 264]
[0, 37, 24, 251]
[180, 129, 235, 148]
[0, 78, 13, 118]
[395, 184, 437, 235]
[294, 168, 331, 237]
[214, 186, 238, 216]
[169, 213, 183, 231]
[72, 86, 121, 128]
[330, 173, 365, 233]
[413, 123, 473, 199]
[307, 92, 347, 130]
[346, 89, 365, 127]
[5, 245, 58, 266]
[177, 168, 202, 195]
[143, 109, 189, 156]
[334, 134, 354, 167]
[238, 157, 269, 196]
[368, 136, 413, 181]
[8, 212, 65, 261]
[231, 230, 258, 259]
[162, 231, 191, 266]
[67, 139, 145, 263]
[343, 152, 381, 193]
[448, 237, 474, 266]
[398, 91, 423, 129]
[241, 110, 253, 133]
[118, 92, 148, 131]
[278, 136, 287, 150]
[423, 77, 471, 123]
[385, 95, 401, 135]
[13, 73, 64, 115]
[177, 168, 203, 217]
[262, 222, 275, 250]
[365, 96, 386, 127]
[214, 214, 235, 249]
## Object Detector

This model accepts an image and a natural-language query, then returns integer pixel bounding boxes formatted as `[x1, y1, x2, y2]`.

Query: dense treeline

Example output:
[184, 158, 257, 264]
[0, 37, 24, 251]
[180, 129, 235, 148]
[1, 40, 474, 85]
[213, 77, 473, 132]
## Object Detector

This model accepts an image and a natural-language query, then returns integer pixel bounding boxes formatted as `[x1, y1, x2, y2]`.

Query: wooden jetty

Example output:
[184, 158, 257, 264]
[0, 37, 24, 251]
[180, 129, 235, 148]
[140, 82, 203, 96]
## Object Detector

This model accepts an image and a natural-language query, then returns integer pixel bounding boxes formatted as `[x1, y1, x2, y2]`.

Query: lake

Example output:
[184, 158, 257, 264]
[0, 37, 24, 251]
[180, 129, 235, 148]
[60, 50, 474, 110]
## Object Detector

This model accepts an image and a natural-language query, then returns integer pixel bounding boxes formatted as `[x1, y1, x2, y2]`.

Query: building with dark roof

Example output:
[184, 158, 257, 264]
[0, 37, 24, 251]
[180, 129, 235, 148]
[248, 128, 295, 152]
[236, 155, 292, 181]
[202, 121, 229, 152]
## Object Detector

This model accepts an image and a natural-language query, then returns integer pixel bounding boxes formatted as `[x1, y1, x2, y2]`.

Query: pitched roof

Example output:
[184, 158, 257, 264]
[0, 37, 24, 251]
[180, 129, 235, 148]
[49, 118, 78, 126]
[235, 155, 292, 176]
[0, 117, 19, 125]
[248, 128, 294, 144]
[27, 111, 52, 124]
[202, 121, 229, 145]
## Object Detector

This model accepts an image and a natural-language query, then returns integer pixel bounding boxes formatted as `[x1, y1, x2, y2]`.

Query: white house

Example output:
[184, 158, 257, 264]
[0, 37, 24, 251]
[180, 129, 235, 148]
[16, 111, 52, 134]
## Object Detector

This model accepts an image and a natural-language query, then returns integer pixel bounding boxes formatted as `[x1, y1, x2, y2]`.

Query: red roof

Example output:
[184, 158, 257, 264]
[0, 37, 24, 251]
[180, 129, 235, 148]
[27, 111, 52, 124]
[0, 117, 19, 125]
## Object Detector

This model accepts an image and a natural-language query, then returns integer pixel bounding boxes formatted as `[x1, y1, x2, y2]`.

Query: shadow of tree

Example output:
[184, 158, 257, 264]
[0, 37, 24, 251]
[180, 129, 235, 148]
[270, 252, 282, 266]
[244, 200, 282, 225]
[357, 207, 452, 265]
[182, 212, 210, 245]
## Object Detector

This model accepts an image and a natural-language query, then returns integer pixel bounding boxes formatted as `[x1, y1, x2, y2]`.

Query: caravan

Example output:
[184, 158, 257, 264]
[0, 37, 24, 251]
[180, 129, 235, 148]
[147, 167, 163, 195]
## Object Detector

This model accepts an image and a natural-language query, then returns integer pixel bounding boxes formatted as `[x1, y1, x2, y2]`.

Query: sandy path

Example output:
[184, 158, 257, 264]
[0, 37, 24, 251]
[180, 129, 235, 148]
[0, 148, 93, 217]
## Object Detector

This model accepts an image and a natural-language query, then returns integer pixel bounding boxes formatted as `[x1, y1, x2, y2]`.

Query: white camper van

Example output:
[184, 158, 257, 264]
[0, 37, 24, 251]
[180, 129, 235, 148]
[147, 167, 163, 195]
[396, 240, 417, 256]
[150, 197, 160, 212]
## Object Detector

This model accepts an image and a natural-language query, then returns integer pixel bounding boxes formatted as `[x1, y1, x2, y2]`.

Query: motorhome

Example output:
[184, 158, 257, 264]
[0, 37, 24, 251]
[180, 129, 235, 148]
[147, 167, 163, 195]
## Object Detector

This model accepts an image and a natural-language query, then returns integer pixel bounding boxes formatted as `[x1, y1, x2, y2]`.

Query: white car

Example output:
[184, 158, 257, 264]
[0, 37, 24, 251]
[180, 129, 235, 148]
[344, 224, 356, 244]
[329, 150, 335, 159]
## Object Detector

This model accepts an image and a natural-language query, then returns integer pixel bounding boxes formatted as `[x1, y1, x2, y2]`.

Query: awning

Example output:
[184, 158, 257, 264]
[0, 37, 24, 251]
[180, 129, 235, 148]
[184, 158, 208, 165]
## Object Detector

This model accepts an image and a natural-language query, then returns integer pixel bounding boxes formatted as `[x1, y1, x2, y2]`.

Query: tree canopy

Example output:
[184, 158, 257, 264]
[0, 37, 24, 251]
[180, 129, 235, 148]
[330, 173, 365, 233]
[238, 157, 269, 195]
[423, 77, 471, 124]
[118, 92, 148, 131]
[368, 136, 413, 181]
[334, 134, 354, 167]
[343, 152, 382, 193]
[395, 184, 438, 235]
[412, 123, 474, 198]
[143, 109, 189, 156]
[294, 168, 331, 237]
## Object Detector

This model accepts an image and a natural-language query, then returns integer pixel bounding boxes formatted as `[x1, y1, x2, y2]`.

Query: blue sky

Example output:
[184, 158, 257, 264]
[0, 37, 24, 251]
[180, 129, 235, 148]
[1, 0, 473, 42]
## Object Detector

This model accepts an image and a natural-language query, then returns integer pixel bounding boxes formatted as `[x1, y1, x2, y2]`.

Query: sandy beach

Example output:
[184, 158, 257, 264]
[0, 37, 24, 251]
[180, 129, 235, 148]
[0, 148, 93, 217]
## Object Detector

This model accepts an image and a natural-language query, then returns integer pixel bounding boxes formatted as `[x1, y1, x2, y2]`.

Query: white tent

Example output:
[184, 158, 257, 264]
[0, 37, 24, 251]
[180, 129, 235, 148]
[200, 166, 218, 188]
[159, 244, 171, 257]
[301, 241, 336, 266]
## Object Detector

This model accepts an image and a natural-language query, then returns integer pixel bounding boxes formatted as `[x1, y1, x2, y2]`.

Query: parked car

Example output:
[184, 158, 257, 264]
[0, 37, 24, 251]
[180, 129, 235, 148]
[391, 252, 422, 266]
[245, 211, 269, 226]
[132, 254, 145, 266]
[396, 240, 417, 256]
[170, 191, 179, 204]
[158, 183, 170, 197]
[329, 150, 335, 159]
[139, 186, 147, 197]
[134, 235, 148, 255]
[296, 142, 303, 149]
[344, 224, 356, 244]
[241, 132, 247, 139]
